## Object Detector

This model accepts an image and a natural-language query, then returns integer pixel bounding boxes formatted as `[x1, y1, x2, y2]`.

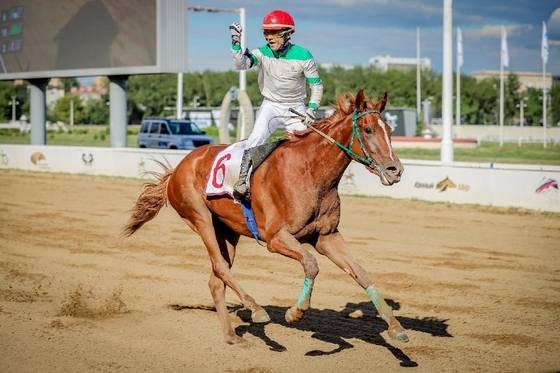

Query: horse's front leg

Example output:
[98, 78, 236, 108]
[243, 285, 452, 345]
[266, 230, 319, 324]
[315, 232, 409, 343]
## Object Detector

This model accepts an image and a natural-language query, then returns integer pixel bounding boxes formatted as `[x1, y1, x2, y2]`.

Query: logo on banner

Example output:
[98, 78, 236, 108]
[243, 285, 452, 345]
[30, 152, 50, 170]
[535, 177, 559, 208]
[0, 150, 8, 166]
[138, 157, 146, 176]
[535, 177, 558, 194]
[340, 165, 358, 194]
[414, 176, 470, 192]
[436, 176, 456, 192]
[82, 153, 94, 166]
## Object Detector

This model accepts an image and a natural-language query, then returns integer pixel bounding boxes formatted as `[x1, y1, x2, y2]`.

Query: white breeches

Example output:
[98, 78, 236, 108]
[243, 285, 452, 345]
[244, 98, 307, 148]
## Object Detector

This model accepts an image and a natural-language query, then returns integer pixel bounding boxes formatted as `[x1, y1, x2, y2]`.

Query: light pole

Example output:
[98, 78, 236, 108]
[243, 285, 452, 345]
[416, 27, 421, 119]
[9, 95, 19, 122]
[187, 6, 247, 135]
[441, 0, 454, 162]
[188, 6, 246, 90]
[186, 6, 247, 91]
[70, 96, 74, 126]
[516, 97, 528, 126]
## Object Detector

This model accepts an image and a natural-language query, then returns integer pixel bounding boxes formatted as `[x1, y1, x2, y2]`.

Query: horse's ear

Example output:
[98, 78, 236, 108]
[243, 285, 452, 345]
[375, 92, 388, 113]
[355, 89, 368, 111]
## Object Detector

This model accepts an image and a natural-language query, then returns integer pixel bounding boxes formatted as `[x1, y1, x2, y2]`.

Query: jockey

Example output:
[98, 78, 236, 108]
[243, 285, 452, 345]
[229, 9, 324, 199]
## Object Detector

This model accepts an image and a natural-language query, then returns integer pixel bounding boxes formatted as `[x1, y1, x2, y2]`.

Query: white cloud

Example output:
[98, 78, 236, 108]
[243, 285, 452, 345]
[547, 8, 560, 37]
[548, 7, 560, 23]
[477, 24, 526, 38]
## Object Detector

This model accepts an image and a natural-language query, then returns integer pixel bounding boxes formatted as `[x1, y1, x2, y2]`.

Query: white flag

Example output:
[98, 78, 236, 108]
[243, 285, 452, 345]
[457, 27, 464, 68]
[501, 26, 509, 68]
[542, 21, 549, 64]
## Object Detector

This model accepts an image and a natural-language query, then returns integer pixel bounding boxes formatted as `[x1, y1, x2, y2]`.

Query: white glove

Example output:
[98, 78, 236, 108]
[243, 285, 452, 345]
[304, 107, 316, 125]
[229, 22, 242, 45]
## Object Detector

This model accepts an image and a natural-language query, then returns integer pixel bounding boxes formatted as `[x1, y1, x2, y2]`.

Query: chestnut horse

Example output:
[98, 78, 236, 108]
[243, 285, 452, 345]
[124, 89, 408, 344]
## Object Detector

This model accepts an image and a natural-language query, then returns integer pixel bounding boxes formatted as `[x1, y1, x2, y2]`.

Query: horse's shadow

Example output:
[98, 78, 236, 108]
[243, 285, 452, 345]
[170, 300, 451, 367]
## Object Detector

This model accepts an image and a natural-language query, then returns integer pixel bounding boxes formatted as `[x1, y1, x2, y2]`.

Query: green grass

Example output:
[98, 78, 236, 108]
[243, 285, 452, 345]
[0, 126, 139, 148]
[395, 141, 560, 165]
[1, 125, 559, 165]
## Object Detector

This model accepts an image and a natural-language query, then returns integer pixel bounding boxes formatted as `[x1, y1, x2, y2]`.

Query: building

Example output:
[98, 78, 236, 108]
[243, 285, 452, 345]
[319, 63, 356, 71]
[471, 70, 553, 92]
[69, 85, 107, 103]
[369, 55, 431, 73]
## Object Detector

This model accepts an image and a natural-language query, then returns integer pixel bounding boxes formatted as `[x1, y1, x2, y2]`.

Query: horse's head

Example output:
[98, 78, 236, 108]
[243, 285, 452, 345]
[344, 89, 404, 186]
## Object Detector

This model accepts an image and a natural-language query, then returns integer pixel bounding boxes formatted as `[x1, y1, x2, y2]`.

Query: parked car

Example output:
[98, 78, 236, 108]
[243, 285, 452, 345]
[137, 117, 215, 150]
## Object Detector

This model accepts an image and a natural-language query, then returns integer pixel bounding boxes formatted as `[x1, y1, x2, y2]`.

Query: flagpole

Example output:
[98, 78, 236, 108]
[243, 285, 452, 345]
[499, 26, 505, 148]
[542, 21, 548, 149]
[456, 27, 461, 138]
[499, 63, 504, 148]
[543, 59, 547, 148]
[417, 27, 421, 122]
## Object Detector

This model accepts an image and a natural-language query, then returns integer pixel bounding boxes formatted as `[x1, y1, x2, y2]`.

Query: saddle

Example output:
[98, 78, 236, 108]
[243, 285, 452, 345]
[247, 139, 286, 172]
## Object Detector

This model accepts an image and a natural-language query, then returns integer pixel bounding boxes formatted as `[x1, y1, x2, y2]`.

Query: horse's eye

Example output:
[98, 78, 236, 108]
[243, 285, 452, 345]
[364, 127, 373, 134]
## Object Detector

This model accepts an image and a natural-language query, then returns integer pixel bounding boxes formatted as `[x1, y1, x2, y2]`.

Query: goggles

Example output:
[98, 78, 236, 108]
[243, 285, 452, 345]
[263, 30, 287, 39]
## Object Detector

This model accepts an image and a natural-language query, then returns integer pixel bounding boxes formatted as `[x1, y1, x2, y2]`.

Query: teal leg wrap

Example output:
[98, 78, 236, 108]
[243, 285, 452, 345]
[366, 284, 390, 321]
[296, 277, 314, 310]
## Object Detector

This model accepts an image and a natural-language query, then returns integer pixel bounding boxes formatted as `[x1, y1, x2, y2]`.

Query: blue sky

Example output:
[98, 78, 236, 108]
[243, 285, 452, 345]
[185, 0, 560, 76]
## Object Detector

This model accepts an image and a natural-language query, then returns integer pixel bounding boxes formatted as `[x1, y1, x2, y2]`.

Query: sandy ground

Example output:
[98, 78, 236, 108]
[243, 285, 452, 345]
[1, 169, 559, 373]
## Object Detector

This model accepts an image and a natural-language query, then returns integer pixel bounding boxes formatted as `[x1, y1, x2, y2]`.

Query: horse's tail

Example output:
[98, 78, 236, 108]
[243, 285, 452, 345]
[123, 158, 173, 237]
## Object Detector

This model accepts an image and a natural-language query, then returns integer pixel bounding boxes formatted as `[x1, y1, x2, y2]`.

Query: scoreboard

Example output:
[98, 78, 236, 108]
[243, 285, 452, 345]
[0, 0, 188, 80]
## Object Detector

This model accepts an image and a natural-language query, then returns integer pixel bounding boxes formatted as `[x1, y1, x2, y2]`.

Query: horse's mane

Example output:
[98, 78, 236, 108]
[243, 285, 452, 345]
[285, 92, 377, 142]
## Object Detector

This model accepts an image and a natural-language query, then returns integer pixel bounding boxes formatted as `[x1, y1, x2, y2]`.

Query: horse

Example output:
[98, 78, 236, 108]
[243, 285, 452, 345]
[123, 89, 408, 344]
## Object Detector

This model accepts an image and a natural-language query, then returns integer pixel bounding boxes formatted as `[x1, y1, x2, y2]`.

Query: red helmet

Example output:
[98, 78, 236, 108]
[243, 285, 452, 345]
[262, 10, 295, 32]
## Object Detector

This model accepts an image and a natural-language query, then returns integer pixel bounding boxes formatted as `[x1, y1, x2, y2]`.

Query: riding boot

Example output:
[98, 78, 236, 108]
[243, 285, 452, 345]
[233, 150, 252, 199]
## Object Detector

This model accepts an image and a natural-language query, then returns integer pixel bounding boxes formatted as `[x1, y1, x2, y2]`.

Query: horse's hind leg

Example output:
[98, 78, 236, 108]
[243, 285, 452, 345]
[181, 215, 269, 344]
[208, 271, 243, 344]
[314, 232, 409, 343]
[266, 230, 320, 324]
[206, 226, 244, 344]
[210, 217, 270, 323]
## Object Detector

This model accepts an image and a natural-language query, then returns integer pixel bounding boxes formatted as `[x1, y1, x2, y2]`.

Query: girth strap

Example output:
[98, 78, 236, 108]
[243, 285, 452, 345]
[241, 199, 265, 244]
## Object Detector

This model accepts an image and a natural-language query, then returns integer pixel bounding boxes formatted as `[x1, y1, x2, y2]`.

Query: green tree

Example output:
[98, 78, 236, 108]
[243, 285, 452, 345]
[0, 81, 21, 121]
[54, 95, 87, 124]
[504, 73, 521, 125]
[0, 69, 554, 128]
[128, 74, 180, 118]
[550, 83, 560, 126]
[86, 94, 109, 125]
[60, 77, 80, 93]
[460, 76, 498, 124]
[522, 88, 542, 126]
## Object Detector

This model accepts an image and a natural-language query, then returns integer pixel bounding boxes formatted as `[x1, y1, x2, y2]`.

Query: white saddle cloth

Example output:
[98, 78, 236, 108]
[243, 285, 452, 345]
[205, 140, 248, 197]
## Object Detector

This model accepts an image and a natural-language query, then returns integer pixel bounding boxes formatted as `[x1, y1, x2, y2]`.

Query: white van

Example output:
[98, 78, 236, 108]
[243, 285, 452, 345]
[137, 118, 215, 150]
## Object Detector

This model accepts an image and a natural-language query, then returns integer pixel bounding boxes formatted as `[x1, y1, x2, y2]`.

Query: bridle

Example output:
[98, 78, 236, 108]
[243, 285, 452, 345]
[288, 108, 380, 167]
[344, 109, 379, 166]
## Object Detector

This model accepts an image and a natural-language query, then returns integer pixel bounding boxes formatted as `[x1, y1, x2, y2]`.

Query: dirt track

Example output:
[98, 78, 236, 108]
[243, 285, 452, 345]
[1, 169, 559, 373]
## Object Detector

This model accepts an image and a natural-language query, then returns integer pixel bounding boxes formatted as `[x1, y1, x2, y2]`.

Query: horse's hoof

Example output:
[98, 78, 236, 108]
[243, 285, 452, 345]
[386, 316, 409, 342]
[285, 306, 304, 324]
[388, 328, 409, 343]
[225, 335, 247, 344]
[252, 308, 270, 323]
